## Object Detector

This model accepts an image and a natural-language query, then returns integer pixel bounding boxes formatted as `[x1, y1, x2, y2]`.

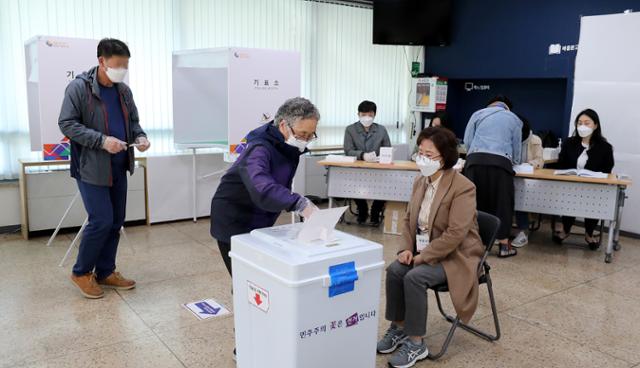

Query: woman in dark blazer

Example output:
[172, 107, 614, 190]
[553, 109, 614, 248]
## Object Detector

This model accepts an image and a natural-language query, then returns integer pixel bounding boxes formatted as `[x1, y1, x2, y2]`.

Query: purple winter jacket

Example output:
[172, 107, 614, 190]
[210, 123, 306, 243]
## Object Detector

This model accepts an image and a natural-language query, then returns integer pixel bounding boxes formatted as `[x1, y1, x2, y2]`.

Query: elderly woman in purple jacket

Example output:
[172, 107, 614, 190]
[210, 97, 320, 276]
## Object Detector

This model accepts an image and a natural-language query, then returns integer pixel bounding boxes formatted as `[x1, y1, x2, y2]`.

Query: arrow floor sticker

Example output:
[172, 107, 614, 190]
[183, 298, 231, 320]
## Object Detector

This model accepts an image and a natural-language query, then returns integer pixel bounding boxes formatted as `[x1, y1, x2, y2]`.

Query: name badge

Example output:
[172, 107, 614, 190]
[416, 232, 430, 252]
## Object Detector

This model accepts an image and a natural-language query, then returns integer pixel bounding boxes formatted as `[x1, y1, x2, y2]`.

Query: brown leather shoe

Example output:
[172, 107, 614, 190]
[98, 271, 136, 290]
[71, 272, 104, 299]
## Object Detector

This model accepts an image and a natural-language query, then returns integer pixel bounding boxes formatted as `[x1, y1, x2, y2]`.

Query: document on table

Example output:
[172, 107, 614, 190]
[553, 168, 608, 178]
[297, 206, 348, 243]
[325, 154, 356, 163]
[513, 163, 534, 174]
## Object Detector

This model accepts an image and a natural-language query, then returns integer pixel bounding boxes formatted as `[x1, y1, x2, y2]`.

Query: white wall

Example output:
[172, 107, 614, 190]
[0, 183, 21, 228]
[571, 12, 640, 234]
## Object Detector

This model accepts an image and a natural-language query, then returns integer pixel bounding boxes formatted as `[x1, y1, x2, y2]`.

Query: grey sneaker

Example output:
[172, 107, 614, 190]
[377, 324, 408, 354]
[512, 231, 528, 248]
[388, 339, 429, 368]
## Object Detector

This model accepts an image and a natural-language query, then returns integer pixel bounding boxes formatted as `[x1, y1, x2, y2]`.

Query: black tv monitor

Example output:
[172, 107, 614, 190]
[373, 0, 452, 46]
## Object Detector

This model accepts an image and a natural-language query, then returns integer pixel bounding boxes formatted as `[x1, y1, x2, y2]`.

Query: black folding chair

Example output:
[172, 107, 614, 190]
[427, 211, 502, 360]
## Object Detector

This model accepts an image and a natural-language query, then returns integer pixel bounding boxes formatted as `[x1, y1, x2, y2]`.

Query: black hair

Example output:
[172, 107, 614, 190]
[97, 38, 131, 58]
[358, 100, 377, 114]
[429, 111, 453, 130]
[487, 94, 513, 110]
[416, 127, 459, 170]
[516, 113, 531, 142]
[573, 108, 606, 147]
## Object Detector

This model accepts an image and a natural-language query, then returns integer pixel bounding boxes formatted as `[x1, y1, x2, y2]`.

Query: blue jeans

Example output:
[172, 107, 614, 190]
[515, 211, 529, 231]
[72, 166, 128, 279]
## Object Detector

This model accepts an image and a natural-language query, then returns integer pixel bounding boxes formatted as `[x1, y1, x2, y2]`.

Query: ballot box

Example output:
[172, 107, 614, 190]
[230, 222, 384, 368]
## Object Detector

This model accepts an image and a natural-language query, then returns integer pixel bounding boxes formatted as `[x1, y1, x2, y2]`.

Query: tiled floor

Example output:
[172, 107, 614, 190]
[1, 216, 639, 368]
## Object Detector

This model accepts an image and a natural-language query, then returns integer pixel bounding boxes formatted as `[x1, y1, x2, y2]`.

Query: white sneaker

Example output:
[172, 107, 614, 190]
[512, 231, 528, 248]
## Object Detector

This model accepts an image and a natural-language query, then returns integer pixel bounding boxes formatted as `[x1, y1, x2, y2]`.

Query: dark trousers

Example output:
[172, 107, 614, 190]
[464, 165, 514, 240]
[385, 260, 447, 337]
[515, 211, 529, 231]
[562, 217, 599, 237]
[218, 240, 232, 276]
[73, 166, 127, 280]
[354, 199, 385, 221]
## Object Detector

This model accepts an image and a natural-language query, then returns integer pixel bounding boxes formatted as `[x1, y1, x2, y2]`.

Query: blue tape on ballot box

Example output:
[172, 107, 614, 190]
[328, 261, 359, 298]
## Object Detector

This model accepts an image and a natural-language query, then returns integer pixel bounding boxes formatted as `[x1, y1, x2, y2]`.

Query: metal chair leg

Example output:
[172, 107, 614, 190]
[484, 274, 501, 341]
[427, 317, 460, 360]
[432, 274, 501, 344]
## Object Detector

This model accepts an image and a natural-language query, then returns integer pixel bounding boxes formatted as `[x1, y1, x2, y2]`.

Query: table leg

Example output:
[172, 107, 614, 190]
[613, 187, 626, 252]
[605, 186, 627, 263]
[192, 148, 197, 223]
[605, 220, 615, 263]
[328, 197, 333, 209]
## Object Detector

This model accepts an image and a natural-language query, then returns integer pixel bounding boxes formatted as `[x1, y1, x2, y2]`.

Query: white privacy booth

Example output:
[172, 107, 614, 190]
[24, 36, 99, 160]
[230, 223, 384, 368]
[171, 47, 301, 221]
[172, 47, 301, 155]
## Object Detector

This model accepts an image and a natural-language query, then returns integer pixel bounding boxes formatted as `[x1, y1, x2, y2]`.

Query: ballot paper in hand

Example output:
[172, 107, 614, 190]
[297, 206, 348, 243]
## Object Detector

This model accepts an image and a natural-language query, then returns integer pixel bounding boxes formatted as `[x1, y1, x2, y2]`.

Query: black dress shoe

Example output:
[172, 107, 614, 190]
[552, 231, 568, 245]
[586, 237, 600, 251]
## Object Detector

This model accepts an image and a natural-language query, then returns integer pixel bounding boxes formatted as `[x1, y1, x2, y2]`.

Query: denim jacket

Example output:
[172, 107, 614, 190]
[463, 106, 522, 165]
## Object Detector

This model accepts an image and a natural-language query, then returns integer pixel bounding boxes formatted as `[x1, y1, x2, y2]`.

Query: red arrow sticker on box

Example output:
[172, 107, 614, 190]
[248, 281, 269, 313]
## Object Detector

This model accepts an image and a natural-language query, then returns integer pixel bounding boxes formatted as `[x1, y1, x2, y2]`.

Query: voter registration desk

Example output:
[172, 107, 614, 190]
[318, 160, 631, 264]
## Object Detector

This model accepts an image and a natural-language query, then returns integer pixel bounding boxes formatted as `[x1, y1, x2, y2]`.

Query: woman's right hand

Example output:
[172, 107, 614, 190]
[301, 201, 319, 219]
[397, 250, 413, 265]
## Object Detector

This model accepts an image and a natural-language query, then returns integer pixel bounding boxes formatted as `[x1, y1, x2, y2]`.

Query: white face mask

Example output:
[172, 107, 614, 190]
[416, 155, 441, 177]
[359, 116, 374, 128]
[285, 127, 309, 152]
[105, 66, 128, 83]
[577, 125, 594, 138]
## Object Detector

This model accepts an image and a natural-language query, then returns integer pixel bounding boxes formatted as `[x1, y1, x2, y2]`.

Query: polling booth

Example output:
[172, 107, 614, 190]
[230, 207, 385, 368]
[24, 36, 100, 160]
[172, 47, 301, 157]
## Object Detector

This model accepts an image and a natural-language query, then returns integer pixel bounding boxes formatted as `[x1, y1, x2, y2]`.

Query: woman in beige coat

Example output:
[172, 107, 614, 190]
[377, 127, 484, 368]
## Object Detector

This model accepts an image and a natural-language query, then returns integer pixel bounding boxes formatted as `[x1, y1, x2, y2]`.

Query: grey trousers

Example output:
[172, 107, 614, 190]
[385, 260, 447, 337]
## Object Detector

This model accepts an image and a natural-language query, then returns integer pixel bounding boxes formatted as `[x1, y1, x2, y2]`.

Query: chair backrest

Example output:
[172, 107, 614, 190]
[476, 211, 501, 271]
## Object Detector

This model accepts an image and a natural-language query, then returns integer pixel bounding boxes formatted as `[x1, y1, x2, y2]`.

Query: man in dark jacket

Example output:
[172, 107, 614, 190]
[58, 38, 149, 299]
[343, 100, 391, 225]
[210, 97, 320, 276]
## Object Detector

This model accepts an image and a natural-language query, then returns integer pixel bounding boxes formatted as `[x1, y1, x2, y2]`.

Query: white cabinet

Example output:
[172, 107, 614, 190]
[304, 155, 328, 199]
[20, 161, 146, 238]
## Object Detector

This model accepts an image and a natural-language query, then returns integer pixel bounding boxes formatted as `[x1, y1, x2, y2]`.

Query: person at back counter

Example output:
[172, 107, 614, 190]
[552, 108, 614, 249]
[344, 100, 391, 226]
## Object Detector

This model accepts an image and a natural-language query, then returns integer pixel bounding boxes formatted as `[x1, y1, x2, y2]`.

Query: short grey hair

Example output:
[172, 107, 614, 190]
[273, 97, 320, 127]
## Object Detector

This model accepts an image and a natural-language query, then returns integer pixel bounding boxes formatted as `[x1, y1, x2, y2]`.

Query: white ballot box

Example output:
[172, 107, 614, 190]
[230, 223, 385, 368]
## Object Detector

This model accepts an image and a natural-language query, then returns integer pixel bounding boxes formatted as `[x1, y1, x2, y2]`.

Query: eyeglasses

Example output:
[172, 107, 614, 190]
[418, 153, 442, 161]
[290, 126, 318, 143]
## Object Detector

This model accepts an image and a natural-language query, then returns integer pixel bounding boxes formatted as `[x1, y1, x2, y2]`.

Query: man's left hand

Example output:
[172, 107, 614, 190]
[135, 136, 150, 152]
